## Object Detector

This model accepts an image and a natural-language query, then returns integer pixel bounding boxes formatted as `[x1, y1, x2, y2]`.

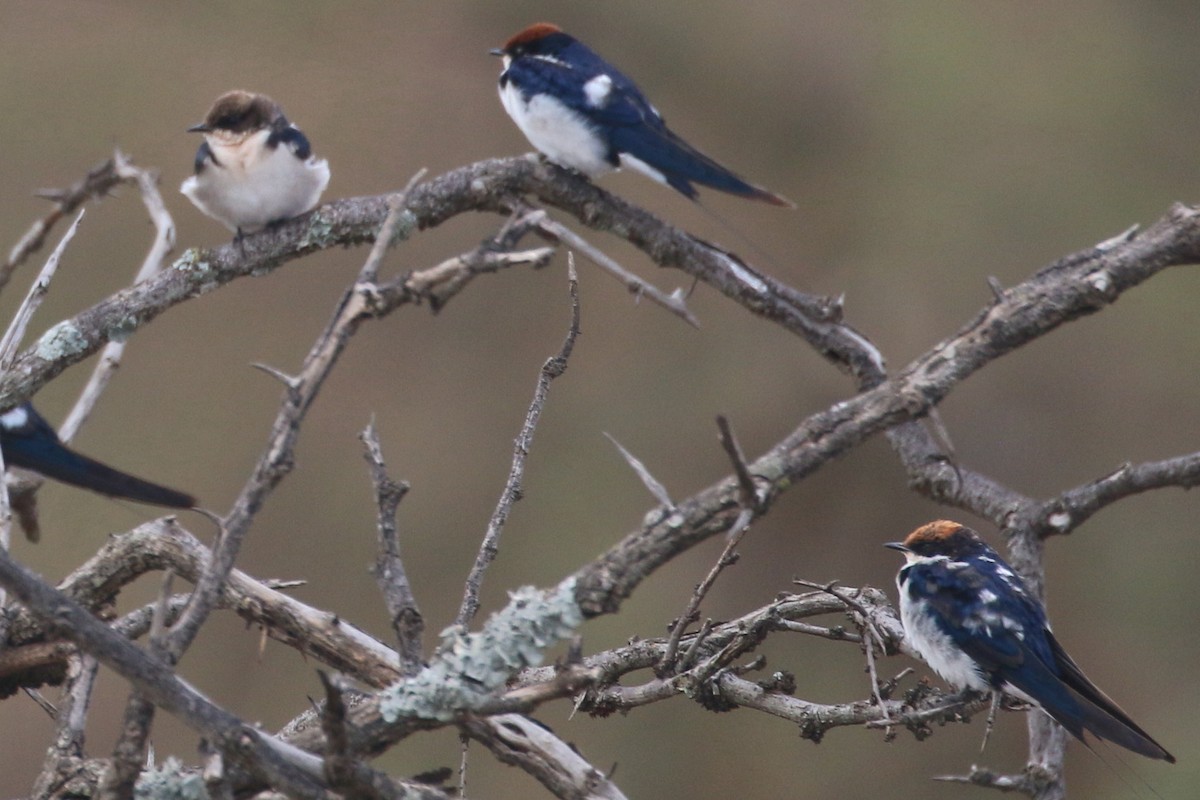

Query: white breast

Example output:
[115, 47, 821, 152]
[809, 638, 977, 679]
[898, 589, 990, 692]
[498, 80, 612, 177]
[181, 128, 330, 234]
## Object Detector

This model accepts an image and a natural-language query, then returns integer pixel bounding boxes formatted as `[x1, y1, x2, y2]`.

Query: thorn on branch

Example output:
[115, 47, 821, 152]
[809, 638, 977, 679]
[251, 362, 300, 390]
[986, 275, 1006, 302]
[604, 432, 675, 512]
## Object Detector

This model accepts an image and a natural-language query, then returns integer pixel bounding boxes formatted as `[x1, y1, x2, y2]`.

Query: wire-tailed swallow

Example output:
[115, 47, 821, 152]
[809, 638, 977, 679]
[0, 403, 195, 508]
[887, 520, 1174, 762]
[181, 90, 330, 237]
[492, 23, 792, 206]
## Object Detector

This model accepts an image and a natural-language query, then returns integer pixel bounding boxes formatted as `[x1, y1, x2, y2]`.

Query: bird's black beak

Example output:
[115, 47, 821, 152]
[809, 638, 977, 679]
[187, 122, 211, 134]
[488, 47, 504, 57]
[883, 542, 910, 553]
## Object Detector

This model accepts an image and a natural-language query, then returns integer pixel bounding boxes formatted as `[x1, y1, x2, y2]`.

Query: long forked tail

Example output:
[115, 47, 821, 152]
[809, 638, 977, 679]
[613, 124, 794, 207]
[1, 405, 195, 509]
[1045, 631, 1175, 763]
[12, 445, 197, 509]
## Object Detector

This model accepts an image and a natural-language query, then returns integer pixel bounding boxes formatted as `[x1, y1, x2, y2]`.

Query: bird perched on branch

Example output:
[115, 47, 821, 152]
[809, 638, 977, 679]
[181, 90, 330, 238]
[0, 403, 195, 509]
[886, 520, 1173, 762]
[492, 23, 792, 207]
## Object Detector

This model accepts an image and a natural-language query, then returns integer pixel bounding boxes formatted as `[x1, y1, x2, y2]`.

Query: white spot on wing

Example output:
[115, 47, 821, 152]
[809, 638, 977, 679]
[0, 407, 29, 430]
[583, 74, 613, 108]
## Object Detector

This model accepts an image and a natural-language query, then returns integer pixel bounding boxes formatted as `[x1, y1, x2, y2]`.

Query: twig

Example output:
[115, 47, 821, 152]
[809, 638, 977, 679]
[360, 421, 422, 675]
[0, 211, 82, 371]
[715, 415, 760, 511]
[23, 688, 58, 717]
[534, 215, 699, 327]
[1, 157, 122, 293]
[659, 508, 752, 674]
[0, 548, 337, 799]
[60, 152, 175, 443]
[659, 417, 761, 673]
[30, 654, 98, 799]
[360, 171, 426, 284]
[455, 257, 581, 627]
[402, 246, 554, 311]
[0, 210, 85, 565]
[777, 620, 862, 642]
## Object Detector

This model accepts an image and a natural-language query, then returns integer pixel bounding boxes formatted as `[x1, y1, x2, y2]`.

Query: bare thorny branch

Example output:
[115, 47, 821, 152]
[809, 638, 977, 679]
[0, 153, 1193, 799]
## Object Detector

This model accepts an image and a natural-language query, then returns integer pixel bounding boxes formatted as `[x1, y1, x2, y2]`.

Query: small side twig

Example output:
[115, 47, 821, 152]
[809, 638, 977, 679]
[1, 157, 121, 293]
[29, 653, 98, 799]
[715, 415, 760, 511]
[455, 256, 581, 626]
[0, 211, 83, 370]
[0, 211, 84, 552]
[534, 215, 698, 327]
[361, 170, 425, 284]
[661, 418, 759, 674]
[660, 508, 753, 674]
[60, 152, 176, 443]
[359, 421, 422, 675]
[792, 579, 893, 716]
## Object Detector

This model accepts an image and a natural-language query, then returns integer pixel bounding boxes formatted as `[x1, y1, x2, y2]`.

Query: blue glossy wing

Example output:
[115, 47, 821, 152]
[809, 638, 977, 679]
[268, 120, 313, 160]
[905, 558, 1053, 678]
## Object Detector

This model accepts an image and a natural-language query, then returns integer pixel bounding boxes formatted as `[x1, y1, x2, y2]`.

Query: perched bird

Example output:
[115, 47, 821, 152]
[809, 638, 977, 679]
[886, 520, 1173, 762]
[492, 23, 792, 206]
[181, 90, 330, 237]
[0, 403, 195, 509]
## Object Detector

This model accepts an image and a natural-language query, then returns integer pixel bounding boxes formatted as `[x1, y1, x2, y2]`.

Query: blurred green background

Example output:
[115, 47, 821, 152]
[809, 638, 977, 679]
[0, 2, 1196, 797]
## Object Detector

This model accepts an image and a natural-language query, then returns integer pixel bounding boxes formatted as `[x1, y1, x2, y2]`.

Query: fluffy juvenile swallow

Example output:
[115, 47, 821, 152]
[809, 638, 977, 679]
[492, 23, 792, 206]
[0, 403, 195, 508]
[886, 520, 1173, 762]
[181, 90, 330, 237]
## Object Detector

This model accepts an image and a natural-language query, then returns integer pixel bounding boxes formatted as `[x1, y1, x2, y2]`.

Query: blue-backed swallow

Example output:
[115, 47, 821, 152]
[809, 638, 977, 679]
[887, 520, 1173, 762]
[492, 23, 792, 206]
